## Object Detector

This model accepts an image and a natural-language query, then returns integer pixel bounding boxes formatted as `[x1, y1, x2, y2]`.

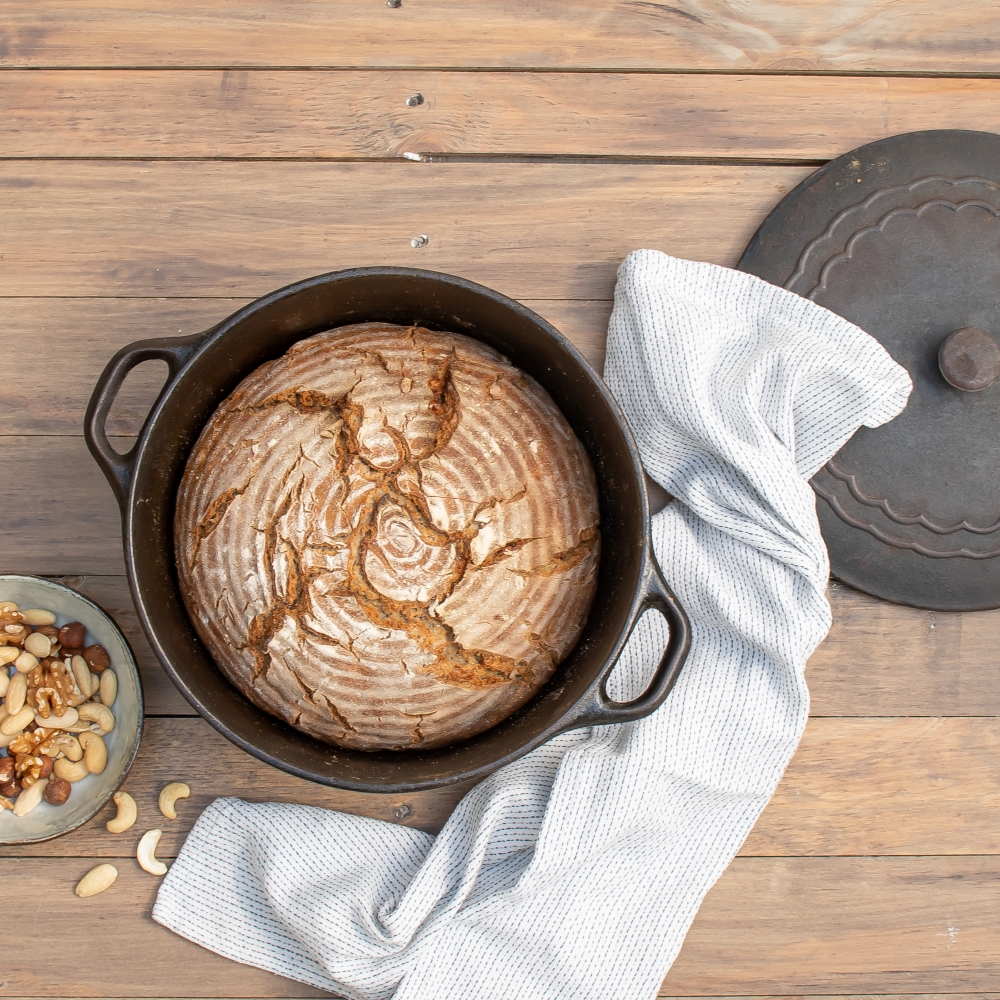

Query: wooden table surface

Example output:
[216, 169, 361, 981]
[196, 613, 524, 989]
[3, 3, 1000, 997]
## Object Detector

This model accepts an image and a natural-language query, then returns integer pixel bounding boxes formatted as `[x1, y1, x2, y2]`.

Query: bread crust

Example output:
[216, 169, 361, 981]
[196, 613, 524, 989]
[174, 323, 600, 750]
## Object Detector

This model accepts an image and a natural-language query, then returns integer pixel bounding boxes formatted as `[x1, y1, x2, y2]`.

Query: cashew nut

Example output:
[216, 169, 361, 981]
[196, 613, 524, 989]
[158, 782, 190, 820]
[137, 829, 168, 875]
[75, 863, 118, 897]
[39, 732, 83, 761]
[0, 647, 19, 667]
[106, 791, 137, 833]
[63, 720, 95, 733]
[78, 702, 115, 733]
[13, 776, 48, 816]
[99, 669, 117, 708]
[54, 756, 90, 782]
[78, 730, 108, 774]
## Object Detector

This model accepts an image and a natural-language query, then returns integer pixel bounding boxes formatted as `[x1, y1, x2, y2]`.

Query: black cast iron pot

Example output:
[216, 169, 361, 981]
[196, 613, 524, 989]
[85, 268, 690, 793]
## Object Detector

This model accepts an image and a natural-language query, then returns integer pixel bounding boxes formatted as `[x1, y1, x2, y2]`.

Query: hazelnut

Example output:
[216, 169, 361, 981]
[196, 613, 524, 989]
[83, 644, 110, 672]
[0, 757, 14, 784]
[58, 622, 86, 649]
[0, 778, 22, 799]
[43, 777, 71, 806]
[36, 754, 53, 779]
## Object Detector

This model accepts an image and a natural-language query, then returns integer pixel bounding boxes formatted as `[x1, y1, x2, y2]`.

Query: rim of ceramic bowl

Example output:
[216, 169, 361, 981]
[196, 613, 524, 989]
[0, 575, 144, 845]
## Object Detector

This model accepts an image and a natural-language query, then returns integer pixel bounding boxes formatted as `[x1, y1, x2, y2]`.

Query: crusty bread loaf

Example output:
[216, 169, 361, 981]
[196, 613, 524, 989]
[174, 323, 600, 750]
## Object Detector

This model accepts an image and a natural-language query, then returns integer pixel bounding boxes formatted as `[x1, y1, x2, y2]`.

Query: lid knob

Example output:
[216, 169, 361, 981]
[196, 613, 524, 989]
[938, 327, 1000, 392]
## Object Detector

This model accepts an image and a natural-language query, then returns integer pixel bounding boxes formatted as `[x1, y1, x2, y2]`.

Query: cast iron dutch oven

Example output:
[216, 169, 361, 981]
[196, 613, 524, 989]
[85, 268, 690, 792]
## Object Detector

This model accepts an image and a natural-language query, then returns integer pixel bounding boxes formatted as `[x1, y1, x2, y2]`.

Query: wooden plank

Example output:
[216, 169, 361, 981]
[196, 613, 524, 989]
[1, 857, 330, 997]
[0, 161, 810, 298]
[744, 717, 1000, 857]
[2, 1, 999, 72]
[661, 857, 1000, 994]
[808, 581, 1000, 717]
[6, 996, 998, 1000]
[5, 71, 1000, 162]
[0, 718, 471, 858]
[4, 856, 998, 995]
[1, 436, 127, 576]
[4, 715, 997, 860]
[2, 991, 998, 1000]
[0, 297, 612, 436]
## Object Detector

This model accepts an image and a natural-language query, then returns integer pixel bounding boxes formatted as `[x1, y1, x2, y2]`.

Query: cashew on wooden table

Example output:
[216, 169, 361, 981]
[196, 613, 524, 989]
[137, 828, 168, 876]
[158, 781, 190, 820]
[106, 791, 137, 833]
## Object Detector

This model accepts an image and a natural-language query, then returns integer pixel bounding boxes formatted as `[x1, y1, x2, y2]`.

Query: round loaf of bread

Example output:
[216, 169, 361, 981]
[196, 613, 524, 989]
[174, 322, 600, 750]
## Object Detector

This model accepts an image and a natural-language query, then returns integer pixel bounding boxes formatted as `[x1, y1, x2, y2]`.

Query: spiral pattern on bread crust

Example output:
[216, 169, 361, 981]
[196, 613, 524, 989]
[174, 323, 600, 750]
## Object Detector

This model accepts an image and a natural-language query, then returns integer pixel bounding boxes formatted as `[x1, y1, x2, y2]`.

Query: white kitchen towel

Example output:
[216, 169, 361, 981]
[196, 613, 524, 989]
[153, 249, 912, 1000]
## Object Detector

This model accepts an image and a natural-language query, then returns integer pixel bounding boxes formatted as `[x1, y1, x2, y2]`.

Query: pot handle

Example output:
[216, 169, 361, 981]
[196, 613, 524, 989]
[571, 541, 691, 729]
[84, 332, 209, 511]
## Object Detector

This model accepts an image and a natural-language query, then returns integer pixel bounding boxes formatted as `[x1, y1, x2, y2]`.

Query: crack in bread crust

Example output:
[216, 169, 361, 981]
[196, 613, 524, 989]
[175, 322, 601, 751]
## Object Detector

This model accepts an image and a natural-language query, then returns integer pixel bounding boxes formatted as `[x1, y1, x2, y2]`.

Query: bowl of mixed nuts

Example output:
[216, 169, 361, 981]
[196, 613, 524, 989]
[0, 575, 143, 845]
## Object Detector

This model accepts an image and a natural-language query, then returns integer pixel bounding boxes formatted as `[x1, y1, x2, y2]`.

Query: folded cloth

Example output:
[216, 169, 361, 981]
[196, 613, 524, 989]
[153, 250, 911, 1000]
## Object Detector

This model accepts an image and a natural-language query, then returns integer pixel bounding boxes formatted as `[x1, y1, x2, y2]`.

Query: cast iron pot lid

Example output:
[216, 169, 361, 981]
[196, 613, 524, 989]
[739, 129, 1000, 612]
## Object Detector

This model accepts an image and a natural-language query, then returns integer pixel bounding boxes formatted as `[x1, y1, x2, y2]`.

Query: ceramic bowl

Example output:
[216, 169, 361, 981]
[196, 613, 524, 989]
[0, 575, 143, 845]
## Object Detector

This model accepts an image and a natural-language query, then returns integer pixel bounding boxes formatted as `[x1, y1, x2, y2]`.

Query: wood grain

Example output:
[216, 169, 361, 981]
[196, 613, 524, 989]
[0, 161, 809, 299]
[0, 298, 612, 436]
[3, 715, 998, 860]
[5, 72, 998, 162]
[7, 997, 1000, 1000]
[3, 856, 998, 995]
[1, 857, 331, 997]
[744, 717, 1000, 857]
[2, 1, 999, 72]
[809, 581, 1000, 717]
[0, 718, 472, 858]
[1, 436, 128, 576]
[661, 857, 1000, 994]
